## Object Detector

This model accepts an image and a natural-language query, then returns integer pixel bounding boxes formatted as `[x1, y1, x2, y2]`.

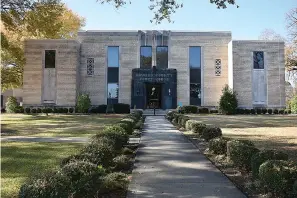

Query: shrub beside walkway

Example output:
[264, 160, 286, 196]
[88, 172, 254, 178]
[127, 116, 246, 198]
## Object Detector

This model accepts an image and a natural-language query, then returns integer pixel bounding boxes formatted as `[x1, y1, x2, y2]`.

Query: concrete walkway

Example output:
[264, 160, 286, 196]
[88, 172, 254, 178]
[127, 116, 246, 198]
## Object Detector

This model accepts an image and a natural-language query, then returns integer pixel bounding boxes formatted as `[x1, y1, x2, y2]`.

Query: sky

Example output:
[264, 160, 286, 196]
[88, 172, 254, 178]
[63, 0, 296, 40]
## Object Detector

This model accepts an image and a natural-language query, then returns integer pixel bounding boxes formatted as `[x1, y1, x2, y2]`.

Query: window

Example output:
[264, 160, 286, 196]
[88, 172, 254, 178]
[86, 58, 94, 76]
[140, 46, 152, 69]
[190, 83, 201, 99]
[189, 47, 201, 68]
[156, 34, 168, 46]
[215, 59, 221, 76]
[253, 51, 264, 69]
[156, 46, 168, 69]
[45, 50, 56, 68]
[107, 83, 119, 99]
[107, 46, 119, 67]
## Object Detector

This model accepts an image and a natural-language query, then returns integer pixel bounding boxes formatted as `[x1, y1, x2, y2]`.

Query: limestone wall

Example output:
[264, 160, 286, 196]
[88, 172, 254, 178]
[231, 40, 285, 108]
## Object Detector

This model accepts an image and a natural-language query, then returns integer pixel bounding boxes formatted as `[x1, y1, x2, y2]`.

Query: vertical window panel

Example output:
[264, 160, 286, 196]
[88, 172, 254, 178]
[45, 50, 56, 68]
[156, 46, 168, 69]
[140, 46, 152, 69]
[107, 46, 119, 67]
[189, 47, 201, 68]
[86, 58, 94, 76]
[253, 51, 264, 69]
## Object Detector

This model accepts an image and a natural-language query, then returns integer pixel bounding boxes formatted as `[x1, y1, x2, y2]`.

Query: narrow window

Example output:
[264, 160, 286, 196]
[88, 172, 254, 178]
[108, 46, 119, 67]
[189, 47, 201, 68]
[86, 58, 94, 76]
[107, 83, 119, 104]
[215, 59, 221, 76]
[253, 51, 264, 69]
[45, 50, 56, 68]
[140, 46, 152, 69]
[190, 83, 201, 99]
[156, 46, 168, 69]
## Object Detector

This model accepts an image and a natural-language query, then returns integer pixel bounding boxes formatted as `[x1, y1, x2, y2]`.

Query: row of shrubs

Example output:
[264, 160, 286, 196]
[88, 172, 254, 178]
[166, 110, 297, 197]
[19, 110, 144, 198]
[177, 105, 293, 115]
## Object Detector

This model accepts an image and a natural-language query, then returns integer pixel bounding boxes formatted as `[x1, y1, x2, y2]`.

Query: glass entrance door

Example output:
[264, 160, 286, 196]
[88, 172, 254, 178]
[146, 83, 162, 109]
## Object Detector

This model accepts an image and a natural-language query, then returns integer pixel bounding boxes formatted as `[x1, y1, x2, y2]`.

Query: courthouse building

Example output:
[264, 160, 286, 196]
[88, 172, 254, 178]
[23, 30, 286, 109]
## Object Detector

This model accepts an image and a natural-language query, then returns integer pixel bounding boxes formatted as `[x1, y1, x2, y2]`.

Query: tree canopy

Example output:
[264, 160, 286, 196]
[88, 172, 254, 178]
[1, 0, 85, 92]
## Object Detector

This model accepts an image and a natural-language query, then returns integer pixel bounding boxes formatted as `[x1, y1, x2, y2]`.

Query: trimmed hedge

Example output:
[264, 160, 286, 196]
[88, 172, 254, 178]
[113, 103, 130, 114]
[180, 105, 198, 114]
[208, 137, 229, 154]
[177, 115, 190, 128]
[259, 160, 297, 196]
[251, 150, 288, 178]
[185, 120, 199, 131]
[268, 109, 273, 114]
[227, 140, 259, 170]
[273, 109, 279, 114]
[199, 107, 209, 114]
[112, 155, 131, 171]
[262, 108, 267, 114]
[101, 172, 129, 194]
[192, 123, 207, 134]
[200, 126, 222, 141]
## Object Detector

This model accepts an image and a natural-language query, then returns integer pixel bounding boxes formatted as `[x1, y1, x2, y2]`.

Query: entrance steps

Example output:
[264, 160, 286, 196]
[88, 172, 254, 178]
[142, 109, 170, 116]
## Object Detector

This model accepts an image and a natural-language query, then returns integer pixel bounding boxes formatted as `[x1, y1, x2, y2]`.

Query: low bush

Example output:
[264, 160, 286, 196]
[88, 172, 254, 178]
[251, 109, 256, 114]
[251, 150, 288, 178]
[25, 107, 31, 114]
[122, 147, 134, 155]
[236, 108, 245, 114]
[259, 160, 297, 197]
[113, 103, 130, 114]
[185, 120, 199, 131]
[165, 111, 176, 121]
[177, 115, 190, 128]
[5, 96, 19, 113]
[53, 108, 59, 113]
[1, 108, 6, 113]
[227, 140, 259, 170]
[180, 105, 198, 114]
[120, 118, 136, 130]
[134, 120, 143, 130]
[15, 106, 24, 113]
[192, 123, 207, 134]
[199, 107, 209, 114]
[76, 93, 91, 113]
[268, 109, 273, 114]
[19, 171, 70, 198]
[278, 109, 285, 114]
[208, 137, 230, 154]
[101, 172, 129, 194]
[273, 109, 279, 114]
[112, 155, 131, 171]
[118, 122, 133, 135]
[262, 108, 267, 114]
[218, 85, 238, 115]
[61, 160, 105, 198]
[256, 108, 262, 114]
[244, 109, 251, 114]
[290, 95, 297, 114]
[97, 105, 107, 113]
[37, 108, 42, 113]
[31, 108, 37, 113]
[200, 126, 222, 141]
[69, 108, 74, 113]
[63, 108, 68, 113]
[210, 109, 219, 114]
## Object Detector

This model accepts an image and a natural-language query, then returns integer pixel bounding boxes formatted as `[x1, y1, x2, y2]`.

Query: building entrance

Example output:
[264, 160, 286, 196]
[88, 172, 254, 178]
[146, 83, 162, 109]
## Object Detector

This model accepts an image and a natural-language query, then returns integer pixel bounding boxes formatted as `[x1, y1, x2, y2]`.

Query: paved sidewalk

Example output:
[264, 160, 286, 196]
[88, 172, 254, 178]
[127, 116, 246, 198]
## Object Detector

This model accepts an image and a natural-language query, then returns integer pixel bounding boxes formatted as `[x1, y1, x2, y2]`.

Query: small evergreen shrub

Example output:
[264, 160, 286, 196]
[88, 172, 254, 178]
[199, 107, 209, 114]
[113, 103, 130, 114]
[219, 85, 238, 115]
[227, 140, 259, 170]
[251, 109, 256, 114]
[118, 122, 133, 135]
[101, 172, 129, 194]
[259, 160, 297, 196]
[200, 127, 222, 141]
[185, 120, 199, 131]
[58, 108, 64, 113]
[112, 155, 131, 171]
[37, 108, 42, 113]
[63, 108, 68, 113]
[122, 147, 134, 155]
[278, 109, 285, 114]
[134, 120, 143, 130]
[31, 108, 37, 113]
[210, 109, 219, 114]
[290, 95, 297, 114]
[236, 108, 245, 114]
[15, 106, 24, 113]
[251, 150, 288, 178]
[96, 105, 107, 113]
[120, 118, 135, 129]
[177, 115, 189, 128]
[262, 108, 267, 114]
[256, 108, 262, 114]
[166, 111, 177, 121]
[180, 105, 198, 114]
[76, 94, 91, 113]
[69, 108, 74, 113]
[53, 108, 59, 113]
[25, 108, 31, 114]
[192, 123, 207, 134]
[244, 109, 251, 114]
[61, 161, 105, 197]
[5, 96, 19, 113]
[1, 108, 6, 113]
[288, 109, 292, 114]
[19, 171, 70, 198]
[208, 137, 230, 154]
[268, 109, 273, 114]
[273, 109, 279, 114]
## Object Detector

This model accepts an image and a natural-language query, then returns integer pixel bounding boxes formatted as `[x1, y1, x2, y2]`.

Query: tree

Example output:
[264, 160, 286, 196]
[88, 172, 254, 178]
[1, 0, 85, 92]
[97, 0, 239, 24]
[286, 8, 297, 40]
[219, 84, 238, 115]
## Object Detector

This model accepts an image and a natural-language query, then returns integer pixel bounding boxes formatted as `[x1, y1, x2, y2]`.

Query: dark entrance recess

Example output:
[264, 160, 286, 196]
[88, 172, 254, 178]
[131, 68, 177, 109]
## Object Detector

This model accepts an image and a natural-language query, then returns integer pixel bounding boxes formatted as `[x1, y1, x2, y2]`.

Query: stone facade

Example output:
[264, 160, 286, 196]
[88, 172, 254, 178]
[21, 30, 286, 109]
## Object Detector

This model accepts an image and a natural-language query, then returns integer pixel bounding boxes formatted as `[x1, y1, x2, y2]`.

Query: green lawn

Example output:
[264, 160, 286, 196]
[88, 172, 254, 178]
[187, 114, 297, 162]
[1, 142, 82, 198]
[1, 114, 125, 137]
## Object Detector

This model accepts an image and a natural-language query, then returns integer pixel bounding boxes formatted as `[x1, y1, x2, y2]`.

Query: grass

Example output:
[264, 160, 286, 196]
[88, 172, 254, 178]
[187, 114, 297, 162]
[1, 142, 83, 198]
[1, 114, 125, 137]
